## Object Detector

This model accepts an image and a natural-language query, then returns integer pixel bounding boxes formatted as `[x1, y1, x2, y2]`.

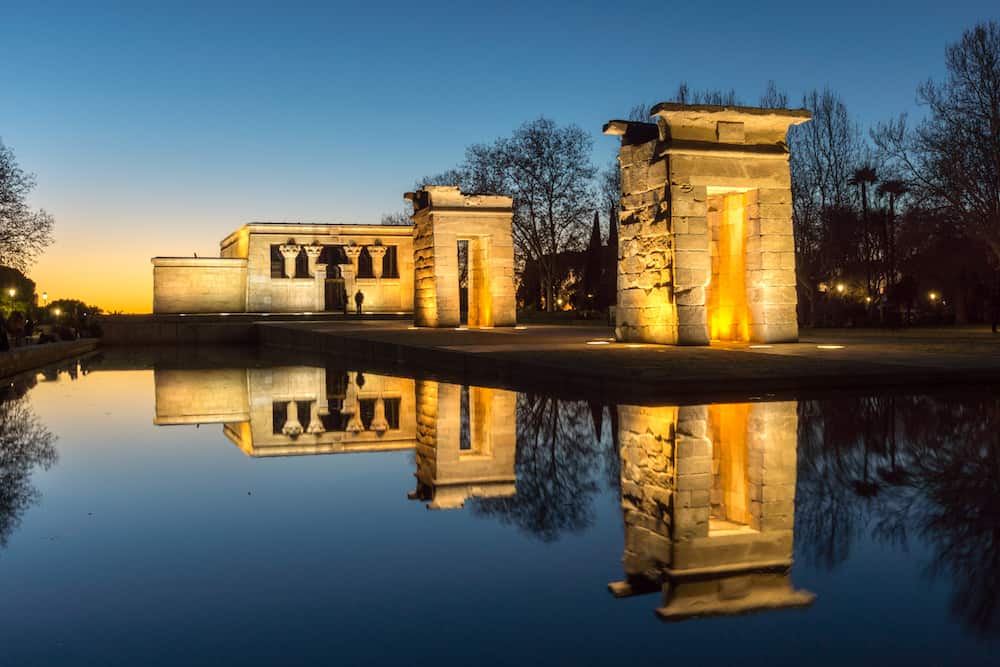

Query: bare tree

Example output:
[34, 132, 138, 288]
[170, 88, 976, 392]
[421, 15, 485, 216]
[759, 80, 789, 109]
[875, 20, 1000, 264]
[789, 88, 866, 323]
[0, 140, 54, 272]
[379, 211, 412, 226]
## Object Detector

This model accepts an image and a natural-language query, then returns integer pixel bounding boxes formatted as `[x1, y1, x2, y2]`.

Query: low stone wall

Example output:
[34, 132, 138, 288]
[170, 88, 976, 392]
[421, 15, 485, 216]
[0, 339, 100, 379]
[152, 257, 248, 314]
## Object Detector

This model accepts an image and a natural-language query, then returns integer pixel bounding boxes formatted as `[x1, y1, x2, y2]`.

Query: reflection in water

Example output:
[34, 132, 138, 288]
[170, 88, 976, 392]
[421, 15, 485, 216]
[472, 395, 612, 541]
[609, 402, 814, 620]
[148, 365, 1000, 633]
[797, 395, 1000, 637]
[410, 381, 516, 509]
[0, 372, 59, 549]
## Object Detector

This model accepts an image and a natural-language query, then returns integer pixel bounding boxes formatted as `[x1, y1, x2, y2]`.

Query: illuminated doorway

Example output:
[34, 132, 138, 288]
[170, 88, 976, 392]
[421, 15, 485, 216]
[707, 191, 750, 342]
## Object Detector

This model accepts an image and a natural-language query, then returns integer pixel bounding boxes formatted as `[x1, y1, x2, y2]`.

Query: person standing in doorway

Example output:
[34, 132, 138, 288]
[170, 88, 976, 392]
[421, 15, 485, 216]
[354, 289, 364, 316]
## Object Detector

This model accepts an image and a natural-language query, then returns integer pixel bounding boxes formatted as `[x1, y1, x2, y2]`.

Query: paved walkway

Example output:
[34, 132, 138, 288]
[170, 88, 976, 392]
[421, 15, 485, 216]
[258, 321, 1000, 403]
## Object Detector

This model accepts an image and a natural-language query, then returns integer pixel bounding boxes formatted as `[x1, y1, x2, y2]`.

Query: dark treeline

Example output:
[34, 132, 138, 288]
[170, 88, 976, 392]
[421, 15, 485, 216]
[399, 19, 1000, 327]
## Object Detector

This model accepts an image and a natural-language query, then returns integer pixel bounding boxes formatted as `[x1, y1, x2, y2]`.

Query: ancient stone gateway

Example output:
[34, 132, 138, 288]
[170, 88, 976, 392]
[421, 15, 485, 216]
[605, 104, 811, 345]
[405, 186, 516, 328]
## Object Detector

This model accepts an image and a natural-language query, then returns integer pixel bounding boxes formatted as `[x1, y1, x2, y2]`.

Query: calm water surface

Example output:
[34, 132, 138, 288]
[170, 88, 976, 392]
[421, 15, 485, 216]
[0, 355, 998, 666]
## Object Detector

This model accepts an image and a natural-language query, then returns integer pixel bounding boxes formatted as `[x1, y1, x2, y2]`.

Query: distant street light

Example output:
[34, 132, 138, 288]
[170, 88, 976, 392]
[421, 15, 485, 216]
[53, 308, 61, 317]
[929, 291, 938, 302]
[42, 291, 48, 305]
[836, 283, 845, 294]
[7, 288, 15, 298]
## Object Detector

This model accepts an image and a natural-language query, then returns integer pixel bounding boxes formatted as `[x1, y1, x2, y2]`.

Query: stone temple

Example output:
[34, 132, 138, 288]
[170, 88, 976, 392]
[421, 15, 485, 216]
[606, 103, 811, 345]
[150, 186, 518, 329]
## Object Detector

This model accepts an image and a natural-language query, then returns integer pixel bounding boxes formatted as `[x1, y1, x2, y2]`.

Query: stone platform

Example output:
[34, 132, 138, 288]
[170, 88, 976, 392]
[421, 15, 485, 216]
[257, 321, 1000, 404]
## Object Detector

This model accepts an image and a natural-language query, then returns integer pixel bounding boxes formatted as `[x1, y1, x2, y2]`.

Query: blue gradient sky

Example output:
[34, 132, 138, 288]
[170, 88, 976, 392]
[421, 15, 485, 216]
[1, 0, 995, 311]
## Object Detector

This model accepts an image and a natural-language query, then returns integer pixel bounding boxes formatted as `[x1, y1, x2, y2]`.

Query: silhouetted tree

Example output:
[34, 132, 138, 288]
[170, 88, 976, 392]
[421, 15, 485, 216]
[0, 393, 58, 549]
[876, 20, 1000, 265]
[472, 394, 606, 541]
[0, 140, 54, 272]
[583, 211, 602, 308]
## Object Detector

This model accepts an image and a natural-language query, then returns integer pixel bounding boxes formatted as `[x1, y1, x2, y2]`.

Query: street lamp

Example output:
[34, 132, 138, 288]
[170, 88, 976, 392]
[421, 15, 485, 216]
[836, 283, 845, 294]
[42, 292, 48, 305]
[53, 308, 61, 317]
[929, 291, 938, 302]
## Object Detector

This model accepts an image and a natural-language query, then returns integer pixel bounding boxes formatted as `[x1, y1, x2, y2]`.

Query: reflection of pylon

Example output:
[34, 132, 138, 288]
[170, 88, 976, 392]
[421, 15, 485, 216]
[306, 402, 325, 435]
[369, 396, 389, 434]
[341, 372, 359, 416]
[281, 401, 303, 438]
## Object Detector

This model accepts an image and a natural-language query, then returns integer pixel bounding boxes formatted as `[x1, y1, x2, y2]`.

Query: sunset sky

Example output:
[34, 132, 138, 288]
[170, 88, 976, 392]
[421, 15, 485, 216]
[1, 0, 994, 312]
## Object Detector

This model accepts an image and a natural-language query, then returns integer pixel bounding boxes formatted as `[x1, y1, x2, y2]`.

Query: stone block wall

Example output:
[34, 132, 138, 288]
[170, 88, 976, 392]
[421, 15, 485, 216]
[614, 400, 801, 590]
[618, 404, 679, 581]
[241, 226, 414, 314]
[407, 186, 515, 328]
[152, 258, 247, 314]
[413, 380, 516, 508]
[153, 368, 251, 424]
[606, 104, 809, 344]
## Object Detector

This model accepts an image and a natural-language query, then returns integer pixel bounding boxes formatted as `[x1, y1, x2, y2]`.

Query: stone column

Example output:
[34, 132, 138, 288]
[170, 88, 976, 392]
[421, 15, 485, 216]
[344, 245, 362, 274]
[278, 244, 301, 279]
[313, 263, 327, 312]
[303, 244, 324, 277]
[281, 401, 303, 437]
[369, 396, 389, 433]
[340, 263, 356, 303]
[368, 245, 387, 280]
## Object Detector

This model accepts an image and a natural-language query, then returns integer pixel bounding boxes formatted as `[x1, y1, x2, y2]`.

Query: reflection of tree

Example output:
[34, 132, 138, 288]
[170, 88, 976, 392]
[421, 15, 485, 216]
[796, 393, 1000, 637]
[0, 392, 58, 549]
[471, 394, 606, 542]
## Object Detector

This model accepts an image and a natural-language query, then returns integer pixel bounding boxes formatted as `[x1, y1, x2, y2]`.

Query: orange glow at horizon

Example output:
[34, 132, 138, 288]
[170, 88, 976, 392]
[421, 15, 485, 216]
[28, 224, 221, 314]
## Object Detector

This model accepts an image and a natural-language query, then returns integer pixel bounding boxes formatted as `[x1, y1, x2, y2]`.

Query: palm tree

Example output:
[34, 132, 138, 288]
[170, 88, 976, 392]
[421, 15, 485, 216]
[877, 180, 907, 324]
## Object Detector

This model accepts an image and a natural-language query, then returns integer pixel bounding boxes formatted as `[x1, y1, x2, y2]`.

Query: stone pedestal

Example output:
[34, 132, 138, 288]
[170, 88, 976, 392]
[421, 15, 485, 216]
[605, 104, 810, 345]
[405, 186, 516, 328]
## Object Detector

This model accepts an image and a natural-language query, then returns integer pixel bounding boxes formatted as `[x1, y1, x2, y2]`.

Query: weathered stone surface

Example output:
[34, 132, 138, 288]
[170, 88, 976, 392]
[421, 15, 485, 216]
[406, 186, 515, 328]
[608, 104, 808, 346]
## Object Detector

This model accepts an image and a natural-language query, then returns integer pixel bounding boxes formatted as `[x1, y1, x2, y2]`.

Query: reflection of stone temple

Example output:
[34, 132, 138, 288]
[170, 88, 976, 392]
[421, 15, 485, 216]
[153, 367, 515, 508]
[409, 381, 516, 509]
[609, 402, 813, 620]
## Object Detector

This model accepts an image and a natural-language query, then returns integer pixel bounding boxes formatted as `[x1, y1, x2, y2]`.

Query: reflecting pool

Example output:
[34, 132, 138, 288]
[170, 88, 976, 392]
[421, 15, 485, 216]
[1, 353, 998, 665]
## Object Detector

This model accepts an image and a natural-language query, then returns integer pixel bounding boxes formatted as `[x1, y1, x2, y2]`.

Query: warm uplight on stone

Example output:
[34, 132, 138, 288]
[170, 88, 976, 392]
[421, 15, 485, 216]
[405, 186, 516, 328]
[411, 381, 517, 509]
[609, 400, 814, 619]
[151, 223, 414, 314]
[605, 103, 811, 345]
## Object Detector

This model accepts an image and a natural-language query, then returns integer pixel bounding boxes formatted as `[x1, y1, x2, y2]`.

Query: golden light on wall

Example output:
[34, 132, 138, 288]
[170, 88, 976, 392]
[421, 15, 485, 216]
[708, 192, 750, 342]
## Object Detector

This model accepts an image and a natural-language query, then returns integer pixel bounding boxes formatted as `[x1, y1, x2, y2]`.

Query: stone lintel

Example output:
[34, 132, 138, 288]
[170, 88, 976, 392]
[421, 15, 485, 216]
[603, 120, 659, 145]
[650, 103, 811, 146]
[405, 185, 512, 214]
